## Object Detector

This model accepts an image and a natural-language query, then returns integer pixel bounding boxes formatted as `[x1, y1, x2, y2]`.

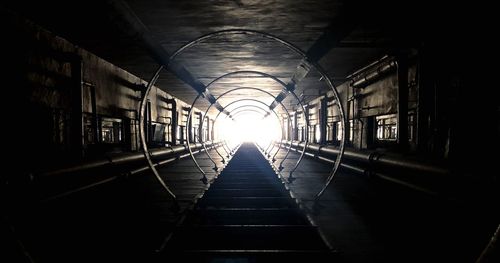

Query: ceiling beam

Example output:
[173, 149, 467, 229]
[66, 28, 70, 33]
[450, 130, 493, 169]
[269, 4, 358, 111]
[105, 0, 230, 116]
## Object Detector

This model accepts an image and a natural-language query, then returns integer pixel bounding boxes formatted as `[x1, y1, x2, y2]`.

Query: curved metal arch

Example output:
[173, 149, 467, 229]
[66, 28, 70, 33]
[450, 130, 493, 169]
[203, 70, 294, 161]
[185, 94, 208, 182]
[139, 66, 177, 203]
[169, 30, 304, 64]
[170, 30, 346, 198]
[185, 96, 280, 178]
[140, 29, 345, 203]
[198, 91, 291, 171]
[215, 109, 270, 155]
[227, 108, 280, 156]
[207, 97, 287, 170]
[311, 63, 346, 199]
[209, 98, 289, 126]
[205, 87, 298, 174]
[229, 106, 267, 116]
[183, 103, 273, 182]
[222, 109, 270, 153]
[220, 105, 283, 153]
[186, 70, 295, 175]
[200, 69, 306, 173]
[207, 100, 270, 164]
[183, 96, 273, 182]
[230, 108, 266, 117]
[215, 99, 291, 163]
[223, 100, 270, 112]
[206, 70, 286, 90]
[206, 75, 295, 166]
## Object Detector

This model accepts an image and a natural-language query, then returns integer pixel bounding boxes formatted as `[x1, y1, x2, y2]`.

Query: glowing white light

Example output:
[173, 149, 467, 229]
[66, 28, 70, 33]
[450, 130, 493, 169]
[216, 111, 281, 148]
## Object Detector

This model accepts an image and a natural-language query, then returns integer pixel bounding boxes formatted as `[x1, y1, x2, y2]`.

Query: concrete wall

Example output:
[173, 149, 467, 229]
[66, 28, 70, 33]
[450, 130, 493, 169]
[2, 9, 208, 172]
[294, 58, 419, 151]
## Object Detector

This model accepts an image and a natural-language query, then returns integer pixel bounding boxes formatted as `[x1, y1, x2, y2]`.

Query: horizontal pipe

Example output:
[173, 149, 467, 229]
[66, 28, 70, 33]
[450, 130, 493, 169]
[286, 142, 440, 195]
[38, 143, 221, 202]
[351, 60, 397, 89]
[37, 141, 220, 179]
[282, 141, 450, 194]
[283, 141, 448, 175]
[347, 55, 390, 79]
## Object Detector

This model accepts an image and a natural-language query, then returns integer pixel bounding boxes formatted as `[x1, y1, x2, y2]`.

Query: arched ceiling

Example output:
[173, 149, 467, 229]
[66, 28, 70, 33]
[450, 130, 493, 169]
[4, 0, 443, 117]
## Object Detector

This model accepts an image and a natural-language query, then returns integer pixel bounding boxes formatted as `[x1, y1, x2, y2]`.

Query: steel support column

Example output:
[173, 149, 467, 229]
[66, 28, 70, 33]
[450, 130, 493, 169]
[206, 116, 210, 141]
[163, 98, 177, 146]
[320, 97, 327, 144]
[70, 57, 84, 159]
[85, 83, 99, 144]
[397, 54, 409, 150]
[417, 47, 432, 153]
[196, 112, 203, 143]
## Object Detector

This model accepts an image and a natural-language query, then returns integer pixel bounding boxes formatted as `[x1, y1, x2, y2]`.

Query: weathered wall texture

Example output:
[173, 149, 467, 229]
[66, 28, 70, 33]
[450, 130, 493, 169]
[288, 58, 418, 150]
[3, 9, 206, 171]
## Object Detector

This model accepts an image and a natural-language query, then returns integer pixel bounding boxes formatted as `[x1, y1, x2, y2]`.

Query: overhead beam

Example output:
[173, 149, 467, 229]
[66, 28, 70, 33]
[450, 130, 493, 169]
[269, 4, 358, 110]
[105, 0, 228, 115]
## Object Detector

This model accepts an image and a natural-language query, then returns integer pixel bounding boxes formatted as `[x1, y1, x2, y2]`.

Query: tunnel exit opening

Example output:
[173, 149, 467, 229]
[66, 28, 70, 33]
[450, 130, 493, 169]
[138, 29, 346, 203]
[217, 111, 282, 150]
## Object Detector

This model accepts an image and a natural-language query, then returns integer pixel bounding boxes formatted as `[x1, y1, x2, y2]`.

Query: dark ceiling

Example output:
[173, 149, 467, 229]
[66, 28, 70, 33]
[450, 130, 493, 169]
[4, 0, 480, 116]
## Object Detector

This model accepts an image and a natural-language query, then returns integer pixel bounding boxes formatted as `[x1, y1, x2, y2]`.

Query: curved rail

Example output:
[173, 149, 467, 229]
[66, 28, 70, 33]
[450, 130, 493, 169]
[226, 102, 287, 162]
[312, 62, 346, 199]
[222, 106, 283, 154]
[221, 110, 269, 156]
[209, 104, 283, 170]
[140, 29, 345, 202]
[216, 109, 271, 154]
[169, 29, 304, 64]
[194, 70, 294, 169]
[229, 107, 267, 117]
[201, 87, 299, 175]
[199, 70, 305, 173]
[202, 98, 291, 167]
[185, 94, 209, 183]
[138, 66, 178, 205]
[207, 103, 272, 167]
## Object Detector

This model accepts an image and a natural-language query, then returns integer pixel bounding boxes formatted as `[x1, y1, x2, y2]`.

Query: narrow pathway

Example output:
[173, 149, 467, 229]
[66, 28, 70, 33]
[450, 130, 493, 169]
[160, 143, 335, 262]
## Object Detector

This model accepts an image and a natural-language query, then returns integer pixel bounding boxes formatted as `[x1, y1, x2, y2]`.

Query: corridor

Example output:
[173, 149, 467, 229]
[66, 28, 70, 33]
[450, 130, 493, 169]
[1, 1, 498, 262]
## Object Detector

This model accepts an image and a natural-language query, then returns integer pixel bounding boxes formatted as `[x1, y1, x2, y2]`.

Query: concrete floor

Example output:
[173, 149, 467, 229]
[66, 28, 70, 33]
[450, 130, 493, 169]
[272, 145, 496, 263]
[3, 145, 496, 262]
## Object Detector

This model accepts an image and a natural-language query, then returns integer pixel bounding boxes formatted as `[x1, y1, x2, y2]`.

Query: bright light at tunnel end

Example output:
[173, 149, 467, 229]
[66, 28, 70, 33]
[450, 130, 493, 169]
[218, 112, 281, 149]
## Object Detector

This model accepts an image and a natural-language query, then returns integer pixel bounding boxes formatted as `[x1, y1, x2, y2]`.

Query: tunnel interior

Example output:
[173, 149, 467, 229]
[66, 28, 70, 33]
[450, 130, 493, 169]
[1, 1, 499, 263]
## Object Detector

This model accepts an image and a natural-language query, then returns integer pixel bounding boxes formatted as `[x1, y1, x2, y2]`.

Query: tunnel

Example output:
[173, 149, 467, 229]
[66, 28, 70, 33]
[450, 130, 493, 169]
[1, 1, 499, 262]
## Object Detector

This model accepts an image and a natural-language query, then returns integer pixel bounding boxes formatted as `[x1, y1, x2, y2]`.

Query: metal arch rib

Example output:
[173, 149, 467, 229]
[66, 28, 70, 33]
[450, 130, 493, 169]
[205, 98, 288, 170]
[168, 30, 306, 63]
[141, 30, 345, 202]
[313, 61, 346, 199]
[201, 70, 305, 174]
[203, 87, 297, 174]
[229, 106, 268, 116]
[139, 66, 177, 201]
[205, 70, 288, 88]
[230, 108, 267, 117]
[222, 105, 284, 155]
[185, 94, 208, 183]
[216, 109, 278, 154]
[213, 98, 291, 162]
[200, 70, 294, 168]
[168, 30, 345, 198]
[202, 98, 291, 168]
